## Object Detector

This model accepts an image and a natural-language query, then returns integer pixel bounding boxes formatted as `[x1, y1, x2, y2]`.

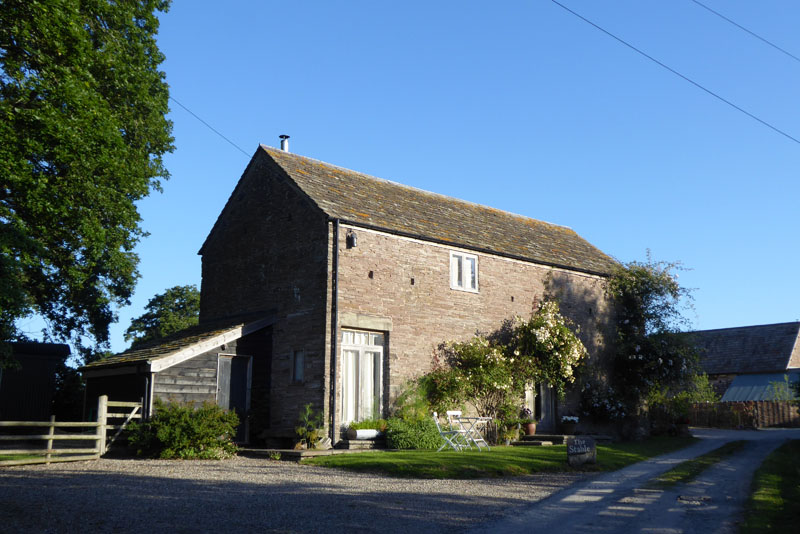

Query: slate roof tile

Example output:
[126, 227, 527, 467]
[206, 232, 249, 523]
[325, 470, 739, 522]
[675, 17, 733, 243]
[692, 322, 800, 375]
[261, 146, 617, 275]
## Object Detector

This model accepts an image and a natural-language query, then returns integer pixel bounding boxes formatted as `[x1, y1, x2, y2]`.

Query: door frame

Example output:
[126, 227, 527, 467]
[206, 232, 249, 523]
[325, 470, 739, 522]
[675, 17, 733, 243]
[340, 330, 385, 426]
[216, 353, 253, 443]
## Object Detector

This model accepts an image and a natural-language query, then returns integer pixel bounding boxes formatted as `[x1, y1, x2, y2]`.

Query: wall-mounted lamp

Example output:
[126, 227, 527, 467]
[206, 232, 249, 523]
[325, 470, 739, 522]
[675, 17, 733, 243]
[346, 229, 357, 248]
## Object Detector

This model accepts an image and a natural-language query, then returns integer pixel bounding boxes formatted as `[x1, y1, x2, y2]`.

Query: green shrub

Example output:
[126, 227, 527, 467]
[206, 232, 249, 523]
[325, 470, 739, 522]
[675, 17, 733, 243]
[385, 416, 443, 450]
[127, 400, 239, 459]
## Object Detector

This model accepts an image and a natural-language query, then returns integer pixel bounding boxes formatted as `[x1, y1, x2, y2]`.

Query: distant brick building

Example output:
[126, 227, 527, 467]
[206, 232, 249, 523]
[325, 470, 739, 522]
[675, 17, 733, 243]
[83, 144, 618, 445]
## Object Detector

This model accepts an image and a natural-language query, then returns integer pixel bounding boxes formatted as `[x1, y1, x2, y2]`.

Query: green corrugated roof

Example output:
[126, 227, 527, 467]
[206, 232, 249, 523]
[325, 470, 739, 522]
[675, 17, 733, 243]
[207, 146, 617, 275]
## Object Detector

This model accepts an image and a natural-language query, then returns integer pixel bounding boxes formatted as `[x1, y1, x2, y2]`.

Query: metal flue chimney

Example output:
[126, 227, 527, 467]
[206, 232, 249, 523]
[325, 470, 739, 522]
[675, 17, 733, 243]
[279, 134, 290, 152]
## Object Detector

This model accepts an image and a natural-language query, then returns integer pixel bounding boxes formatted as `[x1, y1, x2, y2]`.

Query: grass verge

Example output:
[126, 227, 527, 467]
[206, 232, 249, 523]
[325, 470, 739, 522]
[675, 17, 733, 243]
[301, 436, 698, 479]
[740, 440, 800, 534]
[0, 454, 41, 462]
[645, 440, 746, 488]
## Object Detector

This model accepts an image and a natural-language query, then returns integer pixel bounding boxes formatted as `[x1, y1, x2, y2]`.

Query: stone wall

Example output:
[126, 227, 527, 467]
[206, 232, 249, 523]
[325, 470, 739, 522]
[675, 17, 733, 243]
[198, 151, 330, 437]
[331, 224, 616, 418]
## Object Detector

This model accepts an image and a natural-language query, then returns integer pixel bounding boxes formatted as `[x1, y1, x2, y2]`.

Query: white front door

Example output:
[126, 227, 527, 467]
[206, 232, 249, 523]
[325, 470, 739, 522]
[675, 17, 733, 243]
[341, 330, 384, 424]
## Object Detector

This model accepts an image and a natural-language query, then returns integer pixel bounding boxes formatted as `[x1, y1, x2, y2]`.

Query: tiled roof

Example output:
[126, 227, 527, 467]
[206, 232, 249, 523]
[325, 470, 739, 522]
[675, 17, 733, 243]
[691, 322, 800, 375]
[259, 146, 618, 275]
[81, 314, 268, 370]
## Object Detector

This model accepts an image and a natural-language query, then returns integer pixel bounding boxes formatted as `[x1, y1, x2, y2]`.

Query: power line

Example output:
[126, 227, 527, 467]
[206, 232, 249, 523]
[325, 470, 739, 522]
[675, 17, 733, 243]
[168, 96, 250, 158]
[690, 0, 800, 64]
[549, 0, 800, 146]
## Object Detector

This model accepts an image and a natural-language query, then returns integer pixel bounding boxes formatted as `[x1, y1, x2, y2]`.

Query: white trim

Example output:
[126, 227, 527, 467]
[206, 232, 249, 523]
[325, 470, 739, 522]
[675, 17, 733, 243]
[149, 317, 273, 373]
[339, 223, 608, 282]
[340, 329, 385, 424]
[147, 373, 155, 418]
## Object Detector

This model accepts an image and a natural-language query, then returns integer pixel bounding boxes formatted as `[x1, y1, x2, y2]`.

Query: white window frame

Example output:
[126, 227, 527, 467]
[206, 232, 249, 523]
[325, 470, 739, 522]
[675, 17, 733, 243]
[340, 330, 384, 424]
[450, 251, 479, 292]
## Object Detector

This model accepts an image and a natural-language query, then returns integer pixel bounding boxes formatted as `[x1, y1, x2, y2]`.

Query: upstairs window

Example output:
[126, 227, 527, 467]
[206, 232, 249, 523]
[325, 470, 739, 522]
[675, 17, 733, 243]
[450, 251, 478, 292]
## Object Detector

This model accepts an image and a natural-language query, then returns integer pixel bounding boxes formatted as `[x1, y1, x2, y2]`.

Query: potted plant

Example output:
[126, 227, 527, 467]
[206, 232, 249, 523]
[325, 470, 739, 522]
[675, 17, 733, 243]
[560, 414, 579, 435]
[500, 422, 519, 446]
[295, 403, 323, 450]
[520, 407, 537, 436]
[346, 419, 388, 440]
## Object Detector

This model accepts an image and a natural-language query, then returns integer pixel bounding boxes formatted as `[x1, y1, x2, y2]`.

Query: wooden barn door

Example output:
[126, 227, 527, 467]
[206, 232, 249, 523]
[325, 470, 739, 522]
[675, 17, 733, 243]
[217, 355, 252, 443]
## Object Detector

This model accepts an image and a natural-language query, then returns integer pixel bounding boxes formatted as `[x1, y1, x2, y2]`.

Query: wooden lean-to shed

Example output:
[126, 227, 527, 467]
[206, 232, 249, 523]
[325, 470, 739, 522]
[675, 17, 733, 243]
[81, 315, 273, 442]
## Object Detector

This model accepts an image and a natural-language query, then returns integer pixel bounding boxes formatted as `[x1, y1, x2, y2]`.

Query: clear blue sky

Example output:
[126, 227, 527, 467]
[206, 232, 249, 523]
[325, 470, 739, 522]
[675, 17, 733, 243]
[56, 1, 800, 353]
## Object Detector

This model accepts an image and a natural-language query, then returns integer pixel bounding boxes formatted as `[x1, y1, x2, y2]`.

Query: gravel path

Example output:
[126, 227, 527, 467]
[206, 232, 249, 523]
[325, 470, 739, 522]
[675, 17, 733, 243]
[0, 456, 587, 533]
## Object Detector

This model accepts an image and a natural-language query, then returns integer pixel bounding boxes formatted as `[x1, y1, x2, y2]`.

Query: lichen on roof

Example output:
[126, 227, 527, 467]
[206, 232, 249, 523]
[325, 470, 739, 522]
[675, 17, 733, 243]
[260, 146, 617, 275]
[81, 314, 265, 370]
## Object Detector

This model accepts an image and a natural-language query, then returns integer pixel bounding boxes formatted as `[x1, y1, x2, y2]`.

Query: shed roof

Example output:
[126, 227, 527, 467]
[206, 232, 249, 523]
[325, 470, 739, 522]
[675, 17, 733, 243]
[81, 314, 272, 372]
[692, 322, 800, 375]
[720, 371, 800, 402]
[204, 146, 618, 276]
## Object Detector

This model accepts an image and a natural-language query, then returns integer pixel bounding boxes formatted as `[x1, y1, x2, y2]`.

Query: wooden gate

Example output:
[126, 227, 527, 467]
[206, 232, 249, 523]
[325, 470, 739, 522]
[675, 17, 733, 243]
[0, 395, 142, 466]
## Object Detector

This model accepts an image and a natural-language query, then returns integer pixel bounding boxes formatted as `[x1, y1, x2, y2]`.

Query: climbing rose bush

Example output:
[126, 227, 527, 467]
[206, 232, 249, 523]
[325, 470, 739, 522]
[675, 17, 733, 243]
[424, 299, 588, 422]
[509, 300, 588, 398]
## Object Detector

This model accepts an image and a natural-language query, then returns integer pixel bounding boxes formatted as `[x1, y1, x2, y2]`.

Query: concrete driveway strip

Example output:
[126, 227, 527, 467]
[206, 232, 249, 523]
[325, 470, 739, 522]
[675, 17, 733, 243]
[474, 428, 800, 534]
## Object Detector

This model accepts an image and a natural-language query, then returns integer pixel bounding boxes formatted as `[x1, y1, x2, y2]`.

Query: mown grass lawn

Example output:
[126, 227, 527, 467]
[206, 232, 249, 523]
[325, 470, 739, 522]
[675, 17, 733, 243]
[740, 440, 800, 534]
[301, 436, 698, 479]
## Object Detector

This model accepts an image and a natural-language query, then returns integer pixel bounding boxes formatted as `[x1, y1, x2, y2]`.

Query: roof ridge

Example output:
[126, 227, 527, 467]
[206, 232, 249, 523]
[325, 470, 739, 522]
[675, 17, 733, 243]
[260, 145, 574, 232]
[690, 321, 800, 335]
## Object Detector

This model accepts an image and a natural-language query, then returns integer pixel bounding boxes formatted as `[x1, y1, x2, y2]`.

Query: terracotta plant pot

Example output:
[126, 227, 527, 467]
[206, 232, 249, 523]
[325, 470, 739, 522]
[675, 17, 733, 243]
[523, 422, 537, 436]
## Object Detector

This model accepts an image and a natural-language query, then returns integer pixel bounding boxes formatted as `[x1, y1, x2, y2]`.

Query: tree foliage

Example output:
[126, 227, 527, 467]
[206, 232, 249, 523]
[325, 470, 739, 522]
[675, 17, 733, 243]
[0, 0, 174, 365]
[589, 257, 700, 418]
[124, 284, 200, 348]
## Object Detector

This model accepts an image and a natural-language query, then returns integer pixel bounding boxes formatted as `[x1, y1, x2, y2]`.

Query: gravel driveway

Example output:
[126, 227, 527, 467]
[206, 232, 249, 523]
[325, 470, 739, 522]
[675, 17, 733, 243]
[0, 455, 586, 533]
[478, 428, 800, 534]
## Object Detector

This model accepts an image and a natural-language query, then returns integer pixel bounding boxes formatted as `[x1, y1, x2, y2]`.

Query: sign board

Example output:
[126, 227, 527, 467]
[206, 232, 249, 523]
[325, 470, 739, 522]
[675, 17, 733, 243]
[566, 436, 596, 466]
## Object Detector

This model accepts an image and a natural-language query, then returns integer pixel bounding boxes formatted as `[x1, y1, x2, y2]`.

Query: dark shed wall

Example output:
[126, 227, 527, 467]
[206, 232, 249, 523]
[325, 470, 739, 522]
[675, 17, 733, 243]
[199, 150, 329, 438]
[84, 373, 147, 421]
[0, 343, 68, 420]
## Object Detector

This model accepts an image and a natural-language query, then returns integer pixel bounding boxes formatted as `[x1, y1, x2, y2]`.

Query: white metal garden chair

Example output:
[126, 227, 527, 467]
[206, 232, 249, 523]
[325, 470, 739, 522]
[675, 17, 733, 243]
[433, 412, 468, 452]
[445, 410, 476, 450]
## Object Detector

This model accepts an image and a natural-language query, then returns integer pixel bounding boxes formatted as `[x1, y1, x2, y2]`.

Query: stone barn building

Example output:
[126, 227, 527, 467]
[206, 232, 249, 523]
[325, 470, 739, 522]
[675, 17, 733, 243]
[83, 143, 618, 445]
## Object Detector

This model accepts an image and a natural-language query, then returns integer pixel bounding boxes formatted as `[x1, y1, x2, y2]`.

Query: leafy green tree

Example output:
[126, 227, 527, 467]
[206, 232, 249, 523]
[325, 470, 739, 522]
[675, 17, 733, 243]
[601, 257, 700, 417]
[125, 285, 200, 348]
[0, 0, 174, 365]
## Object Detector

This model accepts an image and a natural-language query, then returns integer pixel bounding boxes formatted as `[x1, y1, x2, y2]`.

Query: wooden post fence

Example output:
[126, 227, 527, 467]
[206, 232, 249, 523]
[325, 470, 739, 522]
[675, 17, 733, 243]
[0, 396, 141, 467]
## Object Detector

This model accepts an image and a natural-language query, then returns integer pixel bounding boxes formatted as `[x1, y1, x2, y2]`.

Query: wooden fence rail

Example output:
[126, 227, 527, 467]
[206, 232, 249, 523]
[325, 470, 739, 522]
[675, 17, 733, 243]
[0, 396, 142, 467]
[690, 400, 800, 429]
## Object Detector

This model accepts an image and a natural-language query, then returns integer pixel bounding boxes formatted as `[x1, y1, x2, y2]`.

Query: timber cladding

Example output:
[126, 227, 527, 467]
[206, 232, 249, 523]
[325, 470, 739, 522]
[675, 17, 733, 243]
[153, 346, 219, 405]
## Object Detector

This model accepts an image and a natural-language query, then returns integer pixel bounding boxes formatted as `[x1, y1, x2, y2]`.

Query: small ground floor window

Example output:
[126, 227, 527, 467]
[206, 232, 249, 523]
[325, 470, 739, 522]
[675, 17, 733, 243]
[341, 330, 384, 424]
